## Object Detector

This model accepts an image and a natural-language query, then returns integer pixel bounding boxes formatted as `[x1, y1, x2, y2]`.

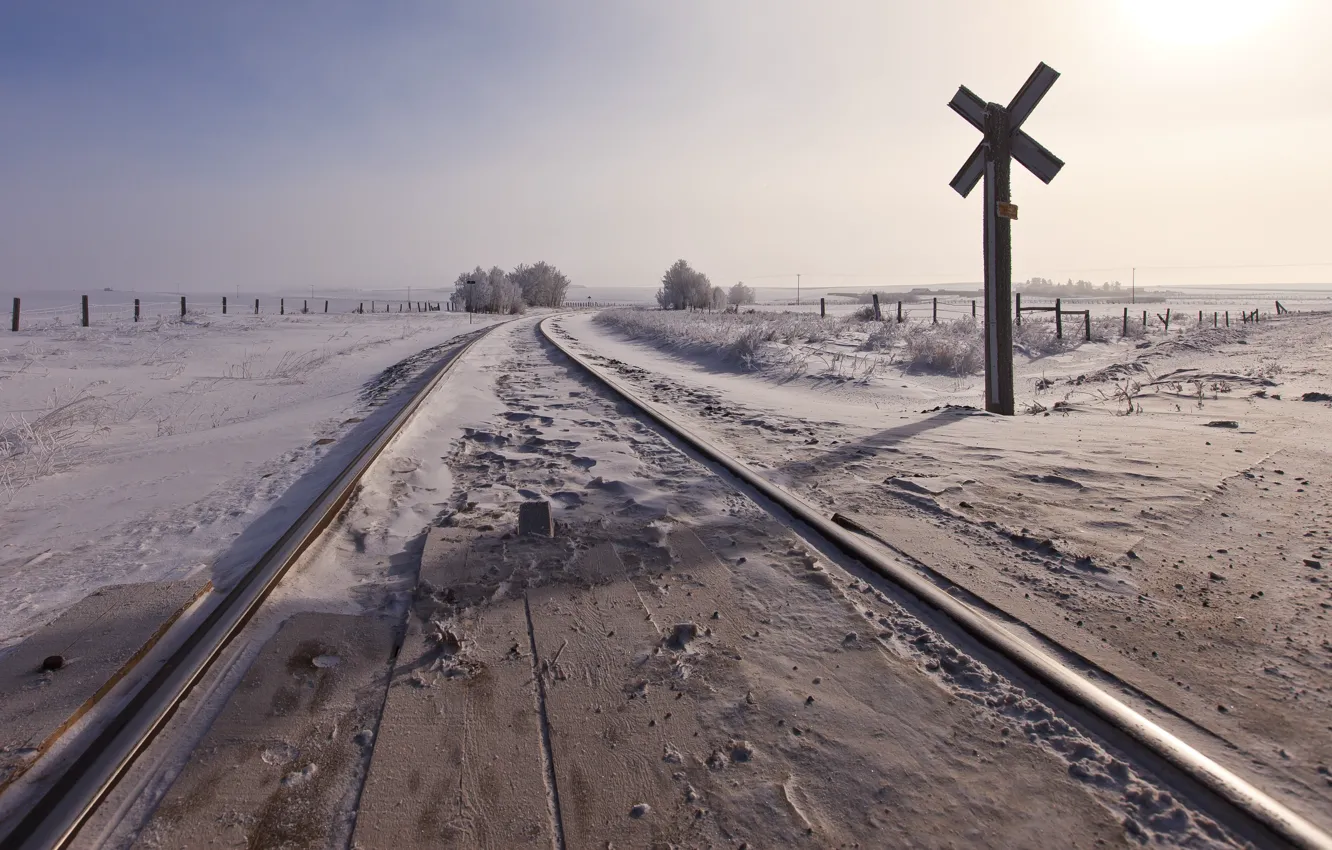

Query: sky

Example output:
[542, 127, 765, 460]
[3, 0, 1331, 295]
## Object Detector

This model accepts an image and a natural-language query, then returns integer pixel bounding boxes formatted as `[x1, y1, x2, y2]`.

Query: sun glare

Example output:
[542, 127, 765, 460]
[1123, 0, 1284, 46]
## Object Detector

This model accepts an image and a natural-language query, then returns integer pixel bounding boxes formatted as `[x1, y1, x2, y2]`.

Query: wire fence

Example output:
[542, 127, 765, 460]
[758, 293, 1296, 331]
[6, 293, 642, 333]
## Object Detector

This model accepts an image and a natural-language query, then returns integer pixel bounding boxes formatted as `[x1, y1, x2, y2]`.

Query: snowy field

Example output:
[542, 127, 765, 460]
[0, 303, 505, 649]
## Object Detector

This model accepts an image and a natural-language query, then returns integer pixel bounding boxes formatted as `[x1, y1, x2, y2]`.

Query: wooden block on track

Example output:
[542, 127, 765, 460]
[353, 533, 553, 849]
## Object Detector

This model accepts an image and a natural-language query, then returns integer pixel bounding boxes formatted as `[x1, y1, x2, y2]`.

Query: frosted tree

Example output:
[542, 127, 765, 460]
[656, 260, 712, 310]
[511, 261, 571, 308]
[710, 286, 726, 311]
[453, 266, 524, 314]
[728, 282, 756, 306]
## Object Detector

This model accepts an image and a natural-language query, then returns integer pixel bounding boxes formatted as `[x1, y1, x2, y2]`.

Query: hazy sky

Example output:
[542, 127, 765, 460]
[4, 1, 1330, 293]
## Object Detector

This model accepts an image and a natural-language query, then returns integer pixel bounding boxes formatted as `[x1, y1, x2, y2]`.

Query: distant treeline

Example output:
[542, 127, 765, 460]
[1020, 277, 1123, 297]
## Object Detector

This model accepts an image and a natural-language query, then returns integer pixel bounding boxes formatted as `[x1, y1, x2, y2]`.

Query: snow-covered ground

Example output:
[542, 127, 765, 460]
[0, 306, 504, 649]
[556, 306, 1332, 828]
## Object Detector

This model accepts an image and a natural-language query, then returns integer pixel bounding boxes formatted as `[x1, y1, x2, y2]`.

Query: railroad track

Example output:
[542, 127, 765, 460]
[6, 314, 1329, 848]
[0, 325, 501, 850]
[536, 315, 1332, 850]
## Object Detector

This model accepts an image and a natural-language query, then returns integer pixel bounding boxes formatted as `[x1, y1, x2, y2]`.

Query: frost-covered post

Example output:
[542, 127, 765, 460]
[82, 295, 89, 327]
[948, 63, 1063, 416]
[932, 297, 938, 324]
[10, 297, 18, 332]
[1015, 293, 1022, 325]
[1084, 311, 1091, 342]
[254, 298, 259, 315]
[1055, 298, 1062, 339]
[180, 296, 186, 318]
[820, 298, 825, 318]
[280, 299, 284, 315]
[325, 300, 329, 313]
[897, 301, 903, 323]
[1123, 307, 1128, 337]
[223, 297, 227, 315]
[872, 294, 881, 320]
[134, 299, 140, 322]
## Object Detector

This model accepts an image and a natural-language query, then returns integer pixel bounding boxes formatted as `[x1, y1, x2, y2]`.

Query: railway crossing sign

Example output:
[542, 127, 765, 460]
[948, 62, 1064, 415]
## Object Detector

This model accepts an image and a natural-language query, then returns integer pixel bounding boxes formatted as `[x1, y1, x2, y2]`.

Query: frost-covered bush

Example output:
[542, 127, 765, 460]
[858, 321, 899, 352]
[901, 319, 983, 375]
[1013, 316, 1079, 357]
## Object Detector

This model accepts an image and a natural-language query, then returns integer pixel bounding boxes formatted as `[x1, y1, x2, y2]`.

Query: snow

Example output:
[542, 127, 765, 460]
[4, 296, 1329, 844]
[556, 305, 1332, 830]
[0, 302, 502, 649]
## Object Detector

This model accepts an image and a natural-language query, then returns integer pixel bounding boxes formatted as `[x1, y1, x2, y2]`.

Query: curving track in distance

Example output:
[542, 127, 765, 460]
[538, 315, 1332, 850]
[0, 324, 504, 850]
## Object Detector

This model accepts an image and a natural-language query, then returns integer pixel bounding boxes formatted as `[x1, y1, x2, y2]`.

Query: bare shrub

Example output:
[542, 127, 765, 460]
[0, 383, 124, 501]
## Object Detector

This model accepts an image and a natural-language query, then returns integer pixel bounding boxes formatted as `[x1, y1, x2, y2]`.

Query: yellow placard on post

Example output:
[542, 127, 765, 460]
[997, 202, 1019, 220]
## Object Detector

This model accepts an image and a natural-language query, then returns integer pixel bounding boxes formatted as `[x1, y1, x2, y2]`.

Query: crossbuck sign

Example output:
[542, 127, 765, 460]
[949, 62, 1064, 415]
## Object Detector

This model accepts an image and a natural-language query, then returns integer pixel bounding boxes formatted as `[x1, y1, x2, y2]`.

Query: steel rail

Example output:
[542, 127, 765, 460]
[0, 324, 501, 850]
[537, 315, 1332, 850]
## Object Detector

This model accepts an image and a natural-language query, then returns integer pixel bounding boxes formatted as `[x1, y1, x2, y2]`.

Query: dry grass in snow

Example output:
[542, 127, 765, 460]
[596, 307, 1234, 382]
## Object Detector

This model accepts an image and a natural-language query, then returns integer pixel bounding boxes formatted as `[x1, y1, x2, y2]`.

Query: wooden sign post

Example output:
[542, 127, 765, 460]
[949, 63, 1064, 415]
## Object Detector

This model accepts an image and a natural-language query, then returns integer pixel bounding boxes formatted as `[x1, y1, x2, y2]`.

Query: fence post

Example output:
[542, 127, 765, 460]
[897, 301, 903, 323]
[1225, 310, 1229, 327]
[10, 297, 17, 331]
[359, 302, 364, 313]
[180, 296, 186, 318]
[1198, 310, 1203, 325]
[1143, 310, 1148, 330]
[223, 296, 227, 315]
[82, 295, 90, 327]
[135, 299, 140, 322]
[304, 300, 308, 313]
[932, 297, 938, 324]
[972, 299, 976, 318]
[254, 298, 259, 315]
[1084, 310, 1091, 342]
[325, 300, 329, 313]
[872, 294, 881, 320]
[1015, 292, 1022, 326]
[1055, 298, 1062, 339]
[1214, 311, 1217, 327]
[280, 298, 284, 315]
[1122, 306, 1128, 337]
[819, 298, 825, 318]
